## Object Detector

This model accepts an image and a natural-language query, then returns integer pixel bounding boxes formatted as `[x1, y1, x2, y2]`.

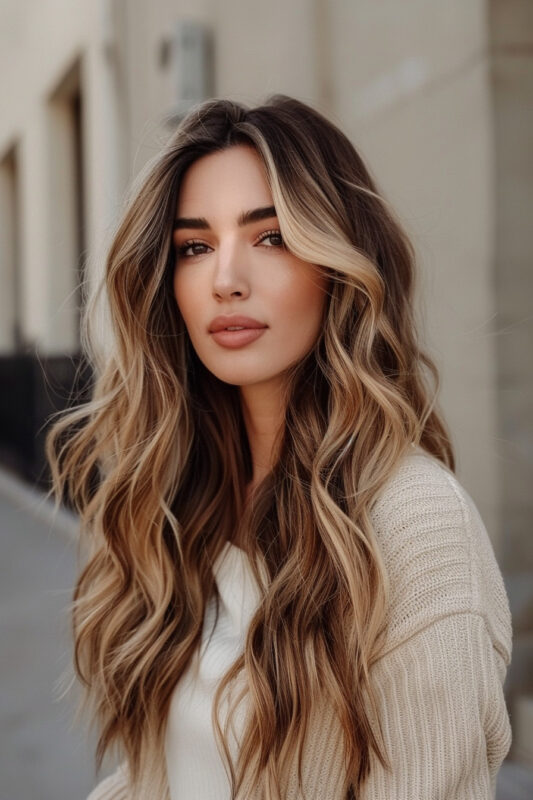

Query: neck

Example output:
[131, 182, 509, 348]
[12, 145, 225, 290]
[239, 378, 286, 489]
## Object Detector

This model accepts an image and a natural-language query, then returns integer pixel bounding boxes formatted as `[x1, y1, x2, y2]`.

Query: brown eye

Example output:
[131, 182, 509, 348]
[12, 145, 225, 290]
[257, 230, 284, 248]
[177, 240, 211, 258]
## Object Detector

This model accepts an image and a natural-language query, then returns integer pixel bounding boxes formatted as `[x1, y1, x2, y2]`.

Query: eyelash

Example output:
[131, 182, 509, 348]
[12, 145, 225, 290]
[176, 229, 285, 258]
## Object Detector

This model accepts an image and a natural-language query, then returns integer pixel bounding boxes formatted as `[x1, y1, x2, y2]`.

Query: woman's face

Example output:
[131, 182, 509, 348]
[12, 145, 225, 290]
[172, 145, 328, 389]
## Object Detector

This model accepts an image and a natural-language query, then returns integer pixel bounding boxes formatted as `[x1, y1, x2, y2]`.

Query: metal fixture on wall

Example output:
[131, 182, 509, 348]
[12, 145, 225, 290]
[164, 19, 214, 126]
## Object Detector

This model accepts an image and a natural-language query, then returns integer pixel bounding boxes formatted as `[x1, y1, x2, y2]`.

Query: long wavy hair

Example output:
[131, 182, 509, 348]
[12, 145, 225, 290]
[46, 94, 454, 799]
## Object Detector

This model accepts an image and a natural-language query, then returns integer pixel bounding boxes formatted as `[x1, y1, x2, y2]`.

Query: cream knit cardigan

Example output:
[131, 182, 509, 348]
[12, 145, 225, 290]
[86, 447, 513, 799]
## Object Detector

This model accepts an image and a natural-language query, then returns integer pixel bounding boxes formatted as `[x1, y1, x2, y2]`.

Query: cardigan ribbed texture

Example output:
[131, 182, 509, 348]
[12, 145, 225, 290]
[86, 446, 513, 799]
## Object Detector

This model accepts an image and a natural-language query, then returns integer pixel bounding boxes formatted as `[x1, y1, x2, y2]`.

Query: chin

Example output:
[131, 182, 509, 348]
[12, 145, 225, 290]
[213, 373, 268, 387]
[205, 366, 282, 387]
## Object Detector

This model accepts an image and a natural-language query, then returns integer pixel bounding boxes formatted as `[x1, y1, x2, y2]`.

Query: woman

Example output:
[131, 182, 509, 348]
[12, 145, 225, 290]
[46, 94, 512, 800]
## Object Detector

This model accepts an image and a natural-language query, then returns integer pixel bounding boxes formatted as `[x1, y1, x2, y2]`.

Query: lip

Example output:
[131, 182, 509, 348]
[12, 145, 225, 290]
[208, 315, 267, 333]
[210, 327, 267, 348]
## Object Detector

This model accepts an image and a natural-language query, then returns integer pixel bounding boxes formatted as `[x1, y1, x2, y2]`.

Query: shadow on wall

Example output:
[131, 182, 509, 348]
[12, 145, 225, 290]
[0, 352, 92, 491]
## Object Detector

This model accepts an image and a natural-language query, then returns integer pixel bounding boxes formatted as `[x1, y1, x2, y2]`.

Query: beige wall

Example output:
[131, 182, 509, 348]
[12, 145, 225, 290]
[325, 0, 500, 539]
[0, 0, 515, 551]
[490, 0, 533, 571]
[0, 0, 130, 353]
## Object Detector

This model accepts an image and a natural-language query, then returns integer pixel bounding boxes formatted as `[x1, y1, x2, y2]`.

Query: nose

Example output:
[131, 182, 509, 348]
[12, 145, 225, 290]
[212, 241, 250, 301]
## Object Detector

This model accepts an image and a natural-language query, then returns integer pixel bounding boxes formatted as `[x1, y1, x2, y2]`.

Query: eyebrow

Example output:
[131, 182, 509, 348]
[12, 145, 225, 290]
[173, 205, 277, 231]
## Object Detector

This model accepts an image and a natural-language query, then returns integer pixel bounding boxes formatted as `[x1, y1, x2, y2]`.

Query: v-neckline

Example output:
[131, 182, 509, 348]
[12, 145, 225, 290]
[210, 541, 269, 636]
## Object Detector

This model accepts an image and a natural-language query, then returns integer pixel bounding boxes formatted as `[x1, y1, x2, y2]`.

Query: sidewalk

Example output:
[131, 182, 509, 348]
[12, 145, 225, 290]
[1, 466, 533, 799]
[0, 467, 101, 800]
[498, 760, 533, 800]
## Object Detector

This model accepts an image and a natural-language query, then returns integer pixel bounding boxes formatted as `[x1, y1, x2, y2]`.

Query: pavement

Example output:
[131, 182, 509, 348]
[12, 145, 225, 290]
[1, 466, 533, 800]
[0, 469, 111, 800]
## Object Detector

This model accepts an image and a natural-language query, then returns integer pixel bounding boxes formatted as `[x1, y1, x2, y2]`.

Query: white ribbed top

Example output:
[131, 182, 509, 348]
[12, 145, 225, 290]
[164, 540, 262, 799]
[86, 447, 513, 800]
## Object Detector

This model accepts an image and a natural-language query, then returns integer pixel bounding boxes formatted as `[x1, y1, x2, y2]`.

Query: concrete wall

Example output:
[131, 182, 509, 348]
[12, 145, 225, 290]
[490, 0, 533, 571]
[0, 0, 129, 354]
[327, 0, 500, 539]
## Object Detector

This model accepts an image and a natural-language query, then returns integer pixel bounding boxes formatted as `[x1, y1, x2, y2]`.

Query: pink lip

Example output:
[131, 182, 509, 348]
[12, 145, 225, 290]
[208, 315, 268, 349]
[210, 327, 267, 349]
[208, 315, 267, 333]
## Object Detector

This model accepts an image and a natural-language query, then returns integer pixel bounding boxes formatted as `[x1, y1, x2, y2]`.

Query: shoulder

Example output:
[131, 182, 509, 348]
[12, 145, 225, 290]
[369, 445, 512, 663]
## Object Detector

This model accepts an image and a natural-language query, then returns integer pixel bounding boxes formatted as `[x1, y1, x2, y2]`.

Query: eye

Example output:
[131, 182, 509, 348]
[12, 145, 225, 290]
[176, 240, 211, 258]
[256, 229, 285, 248]
[175, 229, 285, 260]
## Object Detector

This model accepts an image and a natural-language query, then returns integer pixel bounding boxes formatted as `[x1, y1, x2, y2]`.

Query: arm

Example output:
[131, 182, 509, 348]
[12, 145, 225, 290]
[361, 449, 513, 798]
[360, 612, 512, 800]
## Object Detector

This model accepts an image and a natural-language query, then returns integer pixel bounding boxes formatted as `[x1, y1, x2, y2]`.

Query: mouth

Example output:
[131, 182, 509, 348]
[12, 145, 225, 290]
[209, 326, 267, 349]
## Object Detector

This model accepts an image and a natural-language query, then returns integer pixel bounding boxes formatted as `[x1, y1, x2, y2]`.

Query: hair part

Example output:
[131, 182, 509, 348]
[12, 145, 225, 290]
[46, 93, 454, 799]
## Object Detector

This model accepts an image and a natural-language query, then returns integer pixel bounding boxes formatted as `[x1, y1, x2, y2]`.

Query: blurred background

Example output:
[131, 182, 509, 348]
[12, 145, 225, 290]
[0, 0, 532, 798]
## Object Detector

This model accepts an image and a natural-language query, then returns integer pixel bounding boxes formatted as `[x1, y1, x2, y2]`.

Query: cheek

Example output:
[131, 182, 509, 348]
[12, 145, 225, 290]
[282, 272, 327, 328]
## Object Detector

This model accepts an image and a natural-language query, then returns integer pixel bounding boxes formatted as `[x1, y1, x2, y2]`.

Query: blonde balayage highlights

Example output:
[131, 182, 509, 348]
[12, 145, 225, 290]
[46, 94, 454, 799]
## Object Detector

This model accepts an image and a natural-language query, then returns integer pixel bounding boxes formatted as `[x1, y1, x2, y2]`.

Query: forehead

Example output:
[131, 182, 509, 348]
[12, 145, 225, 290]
[177, 145, 273, 213]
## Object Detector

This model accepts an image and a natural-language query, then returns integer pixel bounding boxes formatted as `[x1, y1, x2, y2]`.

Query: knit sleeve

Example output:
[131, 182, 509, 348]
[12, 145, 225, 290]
[86, 761, 129, 800]
[360, 611, 512, 800]
[369, 448, 512, 660]
[359, 449, 513, 798]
